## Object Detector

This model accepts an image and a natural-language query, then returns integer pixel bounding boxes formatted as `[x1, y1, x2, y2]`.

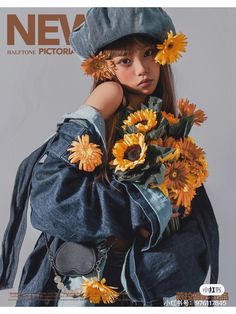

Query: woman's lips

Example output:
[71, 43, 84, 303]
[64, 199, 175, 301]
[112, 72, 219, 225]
[138, 79, 153, 87]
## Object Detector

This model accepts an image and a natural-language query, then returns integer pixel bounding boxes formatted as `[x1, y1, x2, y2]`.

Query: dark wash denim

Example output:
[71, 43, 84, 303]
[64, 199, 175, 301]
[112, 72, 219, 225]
[0, 98, 219, 306]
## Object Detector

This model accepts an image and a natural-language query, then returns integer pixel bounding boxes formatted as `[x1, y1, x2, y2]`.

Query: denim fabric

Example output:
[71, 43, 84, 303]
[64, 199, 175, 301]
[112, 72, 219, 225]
[70, 8, 176, 58]
[0, 97, 219, 306]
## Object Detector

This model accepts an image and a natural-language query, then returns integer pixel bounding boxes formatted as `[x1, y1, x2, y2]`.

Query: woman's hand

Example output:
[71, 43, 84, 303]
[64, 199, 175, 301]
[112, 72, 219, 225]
[83, 81, 124, 120]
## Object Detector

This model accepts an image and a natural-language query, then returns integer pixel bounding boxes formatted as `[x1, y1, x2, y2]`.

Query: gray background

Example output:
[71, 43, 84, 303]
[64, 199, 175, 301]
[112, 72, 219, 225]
[0, 8, 235, 306]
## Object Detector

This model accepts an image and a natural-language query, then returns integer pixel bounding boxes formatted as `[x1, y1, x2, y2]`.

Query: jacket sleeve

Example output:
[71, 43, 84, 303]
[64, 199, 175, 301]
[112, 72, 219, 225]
[121, 185, 219, 303]
[30, 117, 134, 243]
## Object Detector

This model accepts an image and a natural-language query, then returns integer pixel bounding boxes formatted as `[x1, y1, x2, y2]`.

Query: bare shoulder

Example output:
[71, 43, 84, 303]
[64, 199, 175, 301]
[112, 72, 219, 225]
[84, 81, 124, 112]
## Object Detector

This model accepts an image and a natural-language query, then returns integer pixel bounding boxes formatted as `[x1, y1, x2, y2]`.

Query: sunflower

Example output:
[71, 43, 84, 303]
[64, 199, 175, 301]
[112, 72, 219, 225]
[81, 51, 117, 81]
[109, 133, 147, 172]
[82, 277, 119, 304]
[161, 111, 180, 125]
[164, 160, 190, 190]
[67, 134, 103, 172]
[155, 31, 187, 65]
[122, 109, 157, 133]
[178, 98, 207, 126]
[177, 137, 205, 161]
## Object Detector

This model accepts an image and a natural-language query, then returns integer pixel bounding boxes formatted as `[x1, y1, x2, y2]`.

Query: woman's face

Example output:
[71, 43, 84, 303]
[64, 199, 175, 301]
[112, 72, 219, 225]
[112, 44, 161, 98]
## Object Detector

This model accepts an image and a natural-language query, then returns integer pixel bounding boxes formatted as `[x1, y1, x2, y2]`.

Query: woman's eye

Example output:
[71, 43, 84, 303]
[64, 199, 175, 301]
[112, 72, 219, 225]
[119, 58, 131, 65]
[145, 49, 155, 57]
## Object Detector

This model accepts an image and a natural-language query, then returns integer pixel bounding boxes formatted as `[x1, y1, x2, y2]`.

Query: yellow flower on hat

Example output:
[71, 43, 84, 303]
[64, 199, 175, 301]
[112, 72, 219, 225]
[67, 134, 103, 172]
[82, 277, 119, 304]
[122, 109, 157, 133]
[155, 31, 187, 65]
[81, 51, 117, 81]
[109, 133, 147, 172]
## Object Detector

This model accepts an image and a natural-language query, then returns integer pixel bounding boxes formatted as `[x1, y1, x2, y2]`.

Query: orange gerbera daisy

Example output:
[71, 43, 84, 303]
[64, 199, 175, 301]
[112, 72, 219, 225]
[177, 137, 205, 161]
[178, 98, 207, 126]
[155, 31, 187, 65]
[161, 111, 180, 125]
[67, 134, 103, 172]
[163, 137, 179, 149]
[150, 137, 178, 149]
[81, 51, 117, 81]
[170, 184, 196, 214]
[164, 160, 190, 190]
[109, 133, 147, 172]
[122, 109, 157, 133]
[82, 277, 119, 304]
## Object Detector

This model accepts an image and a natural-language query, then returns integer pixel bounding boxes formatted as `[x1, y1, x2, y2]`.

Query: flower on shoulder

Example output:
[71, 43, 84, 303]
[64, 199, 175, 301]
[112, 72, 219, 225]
[122, 109, 157, 133]
[178, 98, 207, 126]
[155, 31, 188, 65]
[161, 111, 180, 125]
[81, 51, 117, 81]
[109, 133, 147, 172]
[67, 134, 103, 172]
[82, 277, 119, 304]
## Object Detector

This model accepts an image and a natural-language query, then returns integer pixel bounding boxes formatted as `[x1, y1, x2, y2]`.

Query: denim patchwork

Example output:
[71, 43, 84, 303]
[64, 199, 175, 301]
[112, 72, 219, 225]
[0, 97, 219, 307]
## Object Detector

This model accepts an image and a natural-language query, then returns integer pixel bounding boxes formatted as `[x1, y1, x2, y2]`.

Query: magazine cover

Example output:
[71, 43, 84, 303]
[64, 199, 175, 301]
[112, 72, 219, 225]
[0, 2, 235, 309]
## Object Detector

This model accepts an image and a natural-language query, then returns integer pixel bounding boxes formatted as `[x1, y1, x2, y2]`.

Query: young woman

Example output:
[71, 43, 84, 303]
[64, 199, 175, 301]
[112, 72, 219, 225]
[0, 8, 219, 307]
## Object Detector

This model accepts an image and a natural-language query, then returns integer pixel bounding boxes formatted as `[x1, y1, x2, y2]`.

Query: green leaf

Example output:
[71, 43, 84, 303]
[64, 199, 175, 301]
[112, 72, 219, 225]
[143, 164, 166, 187]
[124, 125, 139, 134]
[168, 115, 194, 139]
[146, 125, 166, 140]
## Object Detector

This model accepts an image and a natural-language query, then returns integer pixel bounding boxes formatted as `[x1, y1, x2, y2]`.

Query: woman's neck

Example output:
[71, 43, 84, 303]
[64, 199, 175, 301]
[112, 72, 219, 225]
[126, 94, 149, 110]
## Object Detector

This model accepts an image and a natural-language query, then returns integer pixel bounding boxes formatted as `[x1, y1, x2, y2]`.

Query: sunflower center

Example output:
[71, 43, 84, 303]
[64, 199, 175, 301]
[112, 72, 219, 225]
[124, 145, 141, 161]
[167, 42, 174, 49]
[136, 119, 148, 126]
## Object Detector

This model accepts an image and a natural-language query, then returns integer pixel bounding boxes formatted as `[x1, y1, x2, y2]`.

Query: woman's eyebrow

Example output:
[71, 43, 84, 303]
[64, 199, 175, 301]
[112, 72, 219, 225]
[114, 46, 155, 58]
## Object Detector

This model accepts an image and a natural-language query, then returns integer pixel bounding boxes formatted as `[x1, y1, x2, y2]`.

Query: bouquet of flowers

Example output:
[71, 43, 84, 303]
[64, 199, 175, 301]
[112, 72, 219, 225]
[109, 96, 208, 234]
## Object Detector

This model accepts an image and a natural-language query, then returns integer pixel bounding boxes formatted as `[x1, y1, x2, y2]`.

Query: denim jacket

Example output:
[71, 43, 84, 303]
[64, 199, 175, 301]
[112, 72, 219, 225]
[0, 97, 219, 306]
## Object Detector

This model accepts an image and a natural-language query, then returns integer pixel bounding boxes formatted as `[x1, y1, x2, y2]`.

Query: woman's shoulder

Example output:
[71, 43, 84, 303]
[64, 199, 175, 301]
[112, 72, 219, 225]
[84, 81, 124, 116]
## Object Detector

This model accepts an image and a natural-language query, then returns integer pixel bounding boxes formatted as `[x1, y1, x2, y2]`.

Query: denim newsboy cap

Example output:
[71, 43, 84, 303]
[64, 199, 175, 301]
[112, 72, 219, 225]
[70, 7, 176, 58]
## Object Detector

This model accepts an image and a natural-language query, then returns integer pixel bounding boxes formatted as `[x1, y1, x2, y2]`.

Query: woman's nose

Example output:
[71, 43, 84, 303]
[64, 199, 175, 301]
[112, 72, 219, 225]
[134, 59, 148, 75]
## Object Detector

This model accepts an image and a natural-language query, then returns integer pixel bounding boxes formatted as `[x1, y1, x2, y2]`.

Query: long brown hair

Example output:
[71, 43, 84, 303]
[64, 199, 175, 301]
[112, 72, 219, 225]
[91, 34, 177, 185]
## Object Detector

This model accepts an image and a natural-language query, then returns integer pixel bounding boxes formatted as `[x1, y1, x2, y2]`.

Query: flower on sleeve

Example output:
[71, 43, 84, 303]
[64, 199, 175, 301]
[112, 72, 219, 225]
[67, 134, 103, 172]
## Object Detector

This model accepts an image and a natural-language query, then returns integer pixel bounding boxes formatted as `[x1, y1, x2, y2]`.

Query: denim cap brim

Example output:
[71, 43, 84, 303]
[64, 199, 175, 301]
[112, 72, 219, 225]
[70, 7, 176, 58]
